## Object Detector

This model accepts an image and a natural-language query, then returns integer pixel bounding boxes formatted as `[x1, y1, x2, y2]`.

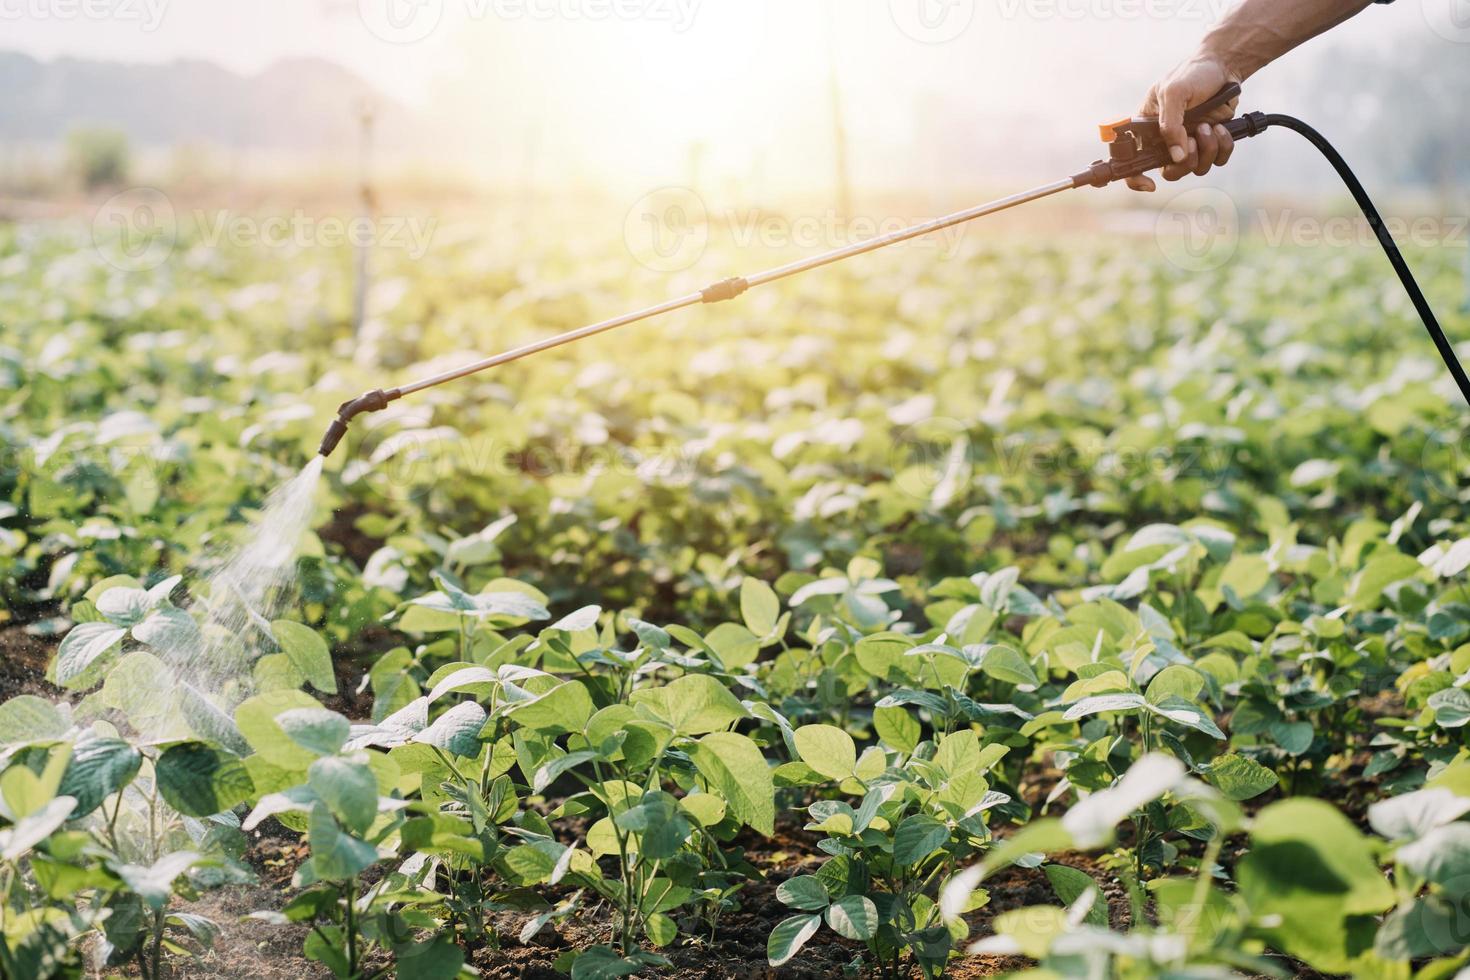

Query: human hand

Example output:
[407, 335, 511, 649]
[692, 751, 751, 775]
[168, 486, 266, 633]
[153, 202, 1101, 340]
[1125, 55, 1241, 192]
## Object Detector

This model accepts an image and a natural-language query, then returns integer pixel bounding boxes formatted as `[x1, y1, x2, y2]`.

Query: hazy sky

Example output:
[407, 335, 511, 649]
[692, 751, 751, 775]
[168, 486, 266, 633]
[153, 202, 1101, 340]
[1, 0, 1438, 191]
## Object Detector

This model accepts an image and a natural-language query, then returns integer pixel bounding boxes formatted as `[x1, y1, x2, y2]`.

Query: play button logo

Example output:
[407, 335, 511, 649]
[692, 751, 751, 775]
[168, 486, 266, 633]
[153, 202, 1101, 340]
[359, 0, 444, 44]
[890, 0, 976, 43]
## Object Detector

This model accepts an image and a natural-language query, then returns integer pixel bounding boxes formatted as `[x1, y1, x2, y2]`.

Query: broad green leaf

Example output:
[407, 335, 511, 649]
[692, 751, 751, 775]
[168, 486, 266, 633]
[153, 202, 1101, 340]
[978, 645, 1038, 687]
[1219, 555, 1271, 598]
[308, 756, 379, 835]
[111, 851, 201, 910]
[793, 724, 856, 781]
[1042, 865, 1108, 927]
[308, 804, 380, 881]
[412, 701, 487, 757]
[270, 621, 336, 695]
[58, 737, 141, 817]
[1145, 665, 1206, 705]
[275, 708, 351, 757]
[776, 875, 830, 911]
[0, 696, 69, 748]
[874, 706, 921, 753]
[505, 681, 594, 735]
[740, 577, 781, 637]
[1207, 753, 1278, 801]
[235, 690, 326, 770]
[825, 895, 878, 941]
[1063, 693, 1147, 721]
[767, 913, 821, 967]
[629, 674, 747, 736]
[55, 622, 125, 687]
[155, 742, 253, 818]
[893, 814, 949, 864]
[614, 792, 692, 860]
[688, 732, 774, 835]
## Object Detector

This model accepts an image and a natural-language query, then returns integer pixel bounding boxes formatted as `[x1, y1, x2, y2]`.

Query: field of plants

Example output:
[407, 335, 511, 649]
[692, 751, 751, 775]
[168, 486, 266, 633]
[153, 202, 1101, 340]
[3, 208, 1470, 980]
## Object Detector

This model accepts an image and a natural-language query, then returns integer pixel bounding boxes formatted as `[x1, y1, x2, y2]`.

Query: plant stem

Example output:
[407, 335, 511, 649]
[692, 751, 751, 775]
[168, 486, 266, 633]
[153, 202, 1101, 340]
[348, 877, 361, 977]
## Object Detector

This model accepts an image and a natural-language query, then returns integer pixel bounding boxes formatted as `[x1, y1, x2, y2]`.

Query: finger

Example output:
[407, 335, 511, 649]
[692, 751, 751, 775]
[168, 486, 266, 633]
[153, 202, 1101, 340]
[1126, 175, 1157, 193]
[1162, 137, 1198, 182]
[1157, 81, 1190, 164]
[1194, 123, 1218, 177]
[1214, 123, 1235, 167]
[1136, 84, 1161, 117]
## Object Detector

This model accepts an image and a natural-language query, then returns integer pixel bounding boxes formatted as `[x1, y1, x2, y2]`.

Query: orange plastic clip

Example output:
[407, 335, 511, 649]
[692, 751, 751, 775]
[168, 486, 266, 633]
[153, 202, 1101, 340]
[1098, 118, 1133, 143]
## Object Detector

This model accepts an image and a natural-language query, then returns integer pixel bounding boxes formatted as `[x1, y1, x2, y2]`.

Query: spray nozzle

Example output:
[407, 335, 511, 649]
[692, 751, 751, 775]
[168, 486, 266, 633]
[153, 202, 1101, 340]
[317, 388, 401, 458]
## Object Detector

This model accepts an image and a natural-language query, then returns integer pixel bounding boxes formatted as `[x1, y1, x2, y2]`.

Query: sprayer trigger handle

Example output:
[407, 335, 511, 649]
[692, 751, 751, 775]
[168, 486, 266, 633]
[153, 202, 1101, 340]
[1098, 82, 1242, 145]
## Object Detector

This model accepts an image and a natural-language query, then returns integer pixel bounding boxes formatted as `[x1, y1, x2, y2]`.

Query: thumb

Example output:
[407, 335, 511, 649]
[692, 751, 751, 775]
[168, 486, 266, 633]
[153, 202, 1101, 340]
[1157, 81, 1190, 165]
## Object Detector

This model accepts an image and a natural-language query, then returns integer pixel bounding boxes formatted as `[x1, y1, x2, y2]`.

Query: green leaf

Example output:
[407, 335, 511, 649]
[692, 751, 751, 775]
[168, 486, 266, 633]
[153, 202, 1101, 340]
[688, 732, 775, 836]
[1347, 552, 1423, 610]
[155, 742, 254, 818]
[1063, 693, 1147, 721]
[308, 803, 380, 881]
[1207, 753, 1278, 801]
[235, 690, 328, 770]
[1429, 688, 1470, 729]
[740, 577, 780, 637]
[1219, 555, 1271, 598]
[767, 913, 821, 967]
[893, 814, 949, 865]
[395, 936, 465, 980]
[644, 912, 678, 947]
[55, 622, 125, 686]
[614, 792, 692, 861]
[1146, 695, 1225, 739]
[275, 708, 350, 757]
[776, 875, 830, 911]
[1145, 665, 1206, 705]
[704, 623, 760, 669]
[825, 895, 878, 941]
[793, 724, 856, 781]
[1042, 865, 1108, 927]
[978, 645, 1038, 687]
[58, 738, 141, 817]
[873, 706, 921, 753]
[308, 757, 379, 835]
[111, 851, 201, 910]
[413, 701, 487, 757]
[505, 681, 594, 735]
[629, 674, 747, 737]
[270, 621, 336, 695]
[1239, 799, 1395, 973]
[0, 696, 68, 748]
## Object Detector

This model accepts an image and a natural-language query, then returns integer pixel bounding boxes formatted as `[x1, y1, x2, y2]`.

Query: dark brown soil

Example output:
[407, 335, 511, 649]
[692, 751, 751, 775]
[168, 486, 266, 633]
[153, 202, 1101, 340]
[0, 624, 65, 701]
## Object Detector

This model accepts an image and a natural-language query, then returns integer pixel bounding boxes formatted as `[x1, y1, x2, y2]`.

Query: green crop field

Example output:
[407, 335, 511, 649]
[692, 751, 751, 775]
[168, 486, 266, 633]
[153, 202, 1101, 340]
[3, 213, 1470, 979]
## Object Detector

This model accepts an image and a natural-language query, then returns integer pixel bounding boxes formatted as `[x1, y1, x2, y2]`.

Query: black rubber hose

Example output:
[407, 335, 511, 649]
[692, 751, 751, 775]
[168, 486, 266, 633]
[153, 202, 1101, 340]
[1262, 113, 1470, 408]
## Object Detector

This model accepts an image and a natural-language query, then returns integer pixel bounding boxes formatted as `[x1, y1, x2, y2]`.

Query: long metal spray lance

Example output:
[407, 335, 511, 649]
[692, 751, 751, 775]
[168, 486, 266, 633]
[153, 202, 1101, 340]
[316, 82, 1467, 458]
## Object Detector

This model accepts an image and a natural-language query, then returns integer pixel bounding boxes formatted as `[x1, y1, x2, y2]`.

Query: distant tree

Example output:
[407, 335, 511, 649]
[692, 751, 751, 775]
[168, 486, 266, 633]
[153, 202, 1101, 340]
[65, 127, 130, 191]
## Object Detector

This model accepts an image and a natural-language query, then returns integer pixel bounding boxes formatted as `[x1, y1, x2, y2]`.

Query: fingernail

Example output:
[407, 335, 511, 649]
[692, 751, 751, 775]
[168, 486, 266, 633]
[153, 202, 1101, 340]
[1199, 124, 1210, 137]
[1169, 146, 1185, 163]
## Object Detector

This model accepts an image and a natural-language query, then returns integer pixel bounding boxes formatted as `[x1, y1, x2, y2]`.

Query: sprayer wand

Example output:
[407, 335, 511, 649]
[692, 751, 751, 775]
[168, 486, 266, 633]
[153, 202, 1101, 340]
[317, 83, 1468, 458]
